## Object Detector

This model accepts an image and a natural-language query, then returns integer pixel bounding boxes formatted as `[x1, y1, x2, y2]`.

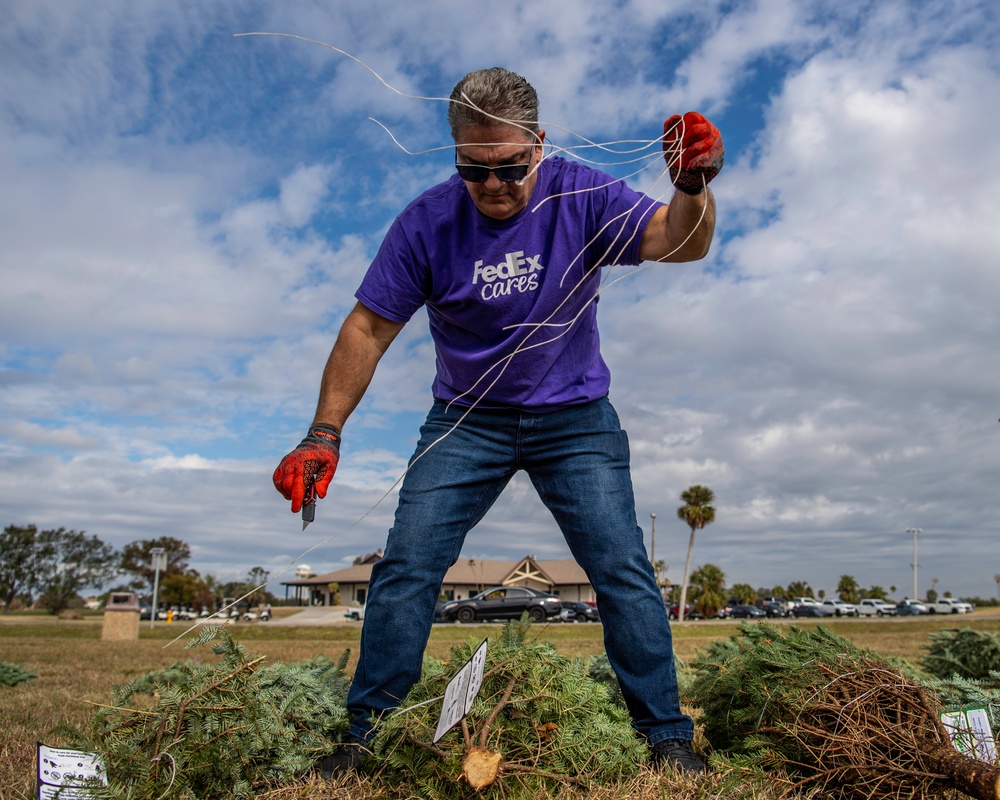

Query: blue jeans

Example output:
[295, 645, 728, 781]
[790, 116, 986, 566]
[346, 396, 693, 745]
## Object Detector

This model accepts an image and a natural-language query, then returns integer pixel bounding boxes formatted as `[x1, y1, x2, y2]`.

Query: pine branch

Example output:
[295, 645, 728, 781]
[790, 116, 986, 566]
[476, 671, 520, 748]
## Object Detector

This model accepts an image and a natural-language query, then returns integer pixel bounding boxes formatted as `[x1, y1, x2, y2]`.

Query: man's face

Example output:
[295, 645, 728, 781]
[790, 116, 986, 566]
[454, 124, 545, 220]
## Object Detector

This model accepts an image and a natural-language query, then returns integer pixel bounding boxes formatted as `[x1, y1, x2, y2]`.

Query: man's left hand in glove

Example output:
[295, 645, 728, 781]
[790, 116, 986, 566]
[663, 112, 724, 195]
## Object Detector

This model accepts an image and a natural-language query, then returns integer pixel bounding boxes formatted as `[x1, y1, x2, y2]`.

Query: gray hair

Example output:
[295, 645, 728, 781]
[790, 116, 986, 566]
[448, 67, 540, 142]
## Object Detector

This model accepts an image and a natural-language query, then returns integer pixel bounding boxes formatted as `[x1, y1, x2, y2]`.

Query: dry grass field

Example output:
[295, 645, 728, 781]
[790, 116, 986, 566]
[2, 610, 998, 800]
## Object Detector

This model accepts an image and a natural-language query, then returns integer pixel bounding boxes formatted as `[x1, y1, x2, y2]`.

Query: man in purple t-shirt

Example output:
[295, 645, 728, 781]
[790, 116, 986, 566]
[274, 67, 723, 777]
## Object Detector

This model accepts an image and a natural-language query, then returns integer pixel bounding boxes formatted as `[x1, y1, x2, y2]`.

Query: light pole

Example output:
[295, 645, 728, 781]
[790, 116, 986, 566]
[650, 512, 661, 600]
[906, 528, 922, 600]
[150, 547, 166, 629]
[649, 513, 656, 569]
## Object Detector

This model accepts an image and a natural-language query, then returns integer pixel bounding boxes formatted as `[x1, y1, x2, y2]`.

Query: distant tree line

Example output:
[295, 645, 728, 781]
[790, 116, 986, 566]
[0, 524, 275, 615]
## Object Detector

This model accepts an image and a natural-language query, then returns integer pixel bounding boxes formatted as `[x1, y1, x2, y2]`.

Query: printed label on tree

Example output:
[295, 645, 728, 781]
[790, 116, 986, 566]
[940, 708, 997, 762]
[941, 711, 972, 755]
[37, 743, 106, 799]
[433, 638, 488, 743]
[965, 708, 998, 762]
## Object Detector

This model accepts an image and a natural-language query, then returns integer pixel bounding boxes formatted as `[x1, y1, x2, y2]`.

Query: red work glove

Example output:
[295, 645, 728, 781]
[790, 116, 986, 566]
[663, 112, 724, 195]
[272, 424, 341, 513]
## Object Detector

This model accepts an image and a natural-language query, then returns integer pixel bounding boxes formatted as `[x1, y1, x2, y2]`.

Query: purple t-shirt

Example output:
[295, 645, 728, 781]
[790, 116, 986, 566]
[356, 156, 663, 411]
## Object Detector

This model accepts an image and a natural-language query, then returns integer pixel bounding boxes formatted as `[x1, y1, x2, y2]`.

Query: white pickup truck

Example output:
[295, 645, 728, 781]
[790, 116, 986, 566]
[857, 598, 897, 616]
[929, 597, 973, 614]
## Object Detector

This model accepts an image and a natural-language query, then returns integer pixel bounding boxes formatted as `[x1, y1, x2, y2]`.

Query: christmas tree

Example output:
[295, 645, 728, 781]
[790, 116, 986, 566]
[370, 617, 648, 798]
[688, 622, 1000, 800]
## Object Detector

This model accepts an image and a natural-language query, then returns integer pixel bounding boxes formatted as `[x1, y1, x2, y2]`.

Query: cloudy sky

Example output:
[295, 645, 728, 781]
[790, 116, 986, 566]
[2, 1, 998, 602]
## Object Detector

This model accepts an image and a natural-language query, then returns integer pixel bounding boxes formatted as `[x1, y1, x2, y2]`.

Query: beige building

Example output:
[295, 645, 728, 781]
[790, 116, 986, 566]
[281, 552, 596, 607]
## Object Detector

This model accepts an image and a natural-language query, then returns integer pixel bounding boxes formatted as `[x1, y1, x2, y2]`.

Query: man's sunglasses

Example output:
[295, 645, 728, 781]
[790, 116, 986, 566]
[455, 160, 533, 184]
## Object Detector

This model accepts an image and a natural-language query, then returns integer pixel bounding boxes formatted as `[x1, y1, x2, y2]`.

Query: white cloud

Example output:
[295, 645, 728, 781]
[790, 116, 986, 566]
[278, 164, 333, 226]
[1, 421, 102, 452]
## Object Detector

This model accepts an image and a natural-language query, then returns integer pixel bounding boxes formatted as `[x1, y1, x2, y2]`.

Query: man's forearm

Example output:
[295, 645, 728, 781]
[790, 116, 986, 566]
[665, 187, 716, 262]
[638, 188, 716, 263]
[312, 304, 403, 432]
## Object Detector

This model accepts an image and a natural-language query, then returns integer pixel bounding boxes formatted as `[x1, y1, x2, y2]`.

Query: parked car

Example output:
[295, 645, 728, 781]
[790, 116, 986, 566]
[792, 597, 822, 608]
[433, 600, 453, 622]
[667, 603, 704, 621]
[821, 599, 859, 617]
[857, 599, 897, 617]
[929, 597, 973, 614]
[761, 596, 795, 612]
[730, 604, 766, 619]
[559, 600, 601, 622]
[715, 605, 733, 619]
[759, 601, 790, 618]
[437, 586, 562, 623]
[895, 599, 928, 616]
[790, 603, 826, 618]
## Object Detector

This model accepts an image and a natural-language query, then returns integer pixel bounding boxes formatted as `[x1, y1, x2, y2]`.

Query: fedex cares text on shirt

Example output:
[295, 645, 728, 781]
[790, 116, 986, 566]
[472, 250, 544, 300]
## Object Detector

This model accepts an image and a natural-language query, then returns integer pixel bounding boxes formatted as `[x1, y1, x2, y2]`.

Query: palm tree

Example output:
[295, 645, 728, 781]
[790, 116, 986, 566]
[786, 580, 813, 599]
[729, 582, 757, 605]
[836, 575, 860, 604]
[653, 559, 669, 600]
[689, 563, 727, 618]
[865, 585, 888, 601]
[675, 485, 716, 622]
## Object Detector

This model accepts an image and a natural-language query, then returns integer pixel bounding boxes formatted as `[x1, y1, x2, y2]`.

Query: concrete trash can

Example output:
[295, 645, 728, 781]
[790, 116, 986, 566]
[101, 592, 141, 641]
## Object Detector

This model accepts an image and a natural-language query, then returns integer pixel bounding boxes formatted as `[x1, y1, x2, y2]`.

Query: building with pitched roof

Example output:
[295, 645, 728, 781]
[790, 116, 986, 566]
[280, 553, 595, 607]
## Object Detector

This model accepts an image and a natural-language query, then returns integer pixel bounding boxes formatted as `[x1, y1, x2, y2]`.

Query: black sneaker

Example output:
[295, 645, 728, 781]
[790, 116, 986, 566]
[650, 738, 707, 775]
[314, 735, 370, 779]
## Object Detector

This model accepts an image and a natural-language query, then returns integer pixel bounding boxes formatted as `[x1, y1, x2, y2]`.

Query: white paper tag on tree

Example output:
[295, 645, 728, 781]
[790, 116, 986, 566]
[941, 708, 997, 762]
[433, 638, 488, 743]
[37, 744, 106, 799]
[965, 708, 998, 762]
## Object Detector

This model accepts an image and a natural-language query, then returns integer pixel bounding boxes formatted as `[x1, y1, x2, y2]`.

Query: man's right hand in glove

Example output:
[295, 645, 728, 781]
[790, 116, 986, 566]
[272, 424, 341, 513]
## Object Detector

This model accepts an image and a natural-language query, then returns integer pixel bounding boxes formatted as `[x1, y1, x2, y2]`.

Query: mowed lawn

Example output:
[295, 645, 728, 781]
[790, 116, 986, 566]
[2, 610, 998, 799]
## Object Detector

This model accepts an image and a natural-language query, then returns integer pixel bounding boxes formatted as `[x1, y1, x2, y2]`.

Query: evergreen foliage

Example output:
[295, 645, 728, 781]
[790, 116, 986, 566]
[920, 627, 1000, 737]
[80, 626, 350, 799]
[688, 622, 1000, 800]
[371, 617, 648, 799]
[928, 672, 1000, 733]
[922, 627, 1000, 681]
[930, 672, 1000, 708]
[0, 660, 37, 687]
[588, 652, 694, 707]
[587, 653, 625, 707]
[924, 668, 1000, 736]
